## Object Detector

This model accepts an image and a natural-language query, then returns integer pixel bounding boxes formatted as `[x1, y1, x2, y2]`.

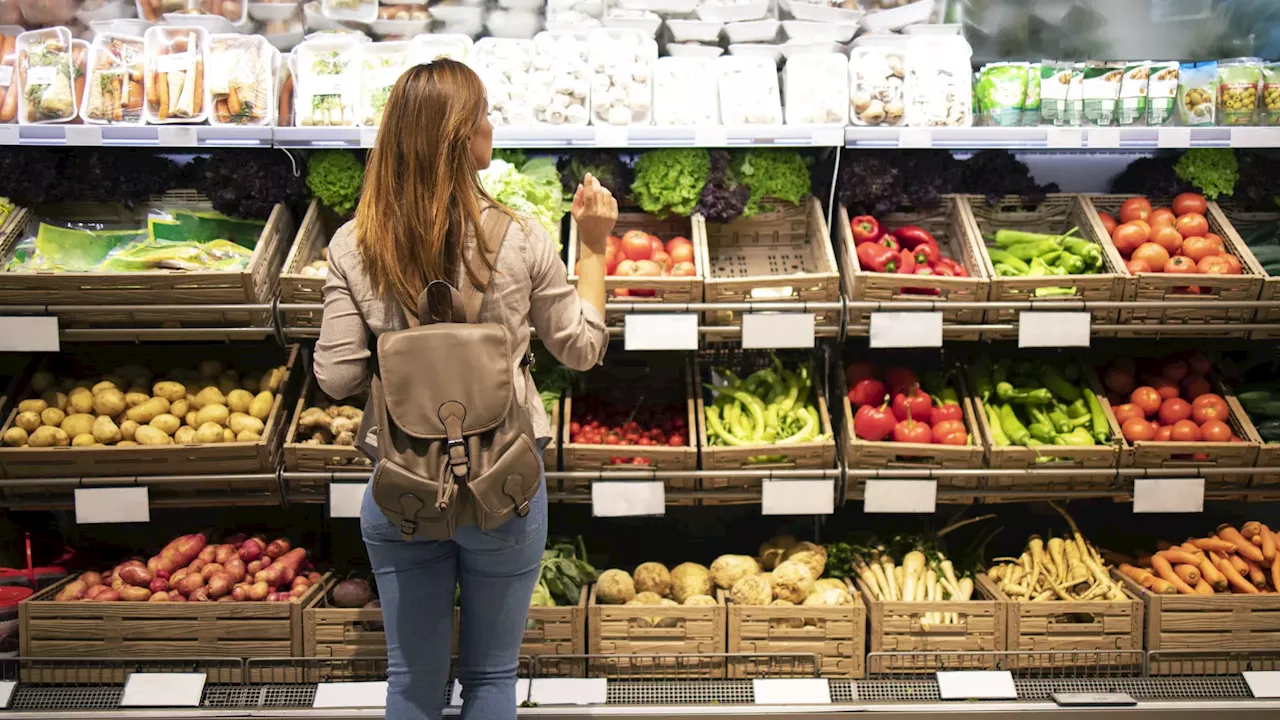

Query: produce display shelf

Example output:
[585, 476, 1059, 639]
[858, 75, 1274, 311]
[0, 125, 275, 148]
[843, 126, 1280, 150]
[268, 125, 848, 150]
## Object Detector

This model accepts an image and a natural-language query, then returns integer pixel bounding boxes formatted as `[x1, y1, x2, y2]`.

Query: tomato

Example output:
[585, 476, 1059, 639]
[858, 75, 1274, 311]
[1197, 255, 1233, 275]
[1164, 256, 1197, 273]
[1175, 212, 1209, 238]
[1130, 386, 1162, 417]
[604, 245, 620, 274]
[1179, 236, 1216, 262]
[1153, 425, 1173, 441]
[1219, 253, 1242, 274]
[1161, 360, 1188, 382]
[1104, 366, 1136, 395]
[667, 237, 695, 265]
[1151, 377, 1180, 400]
[1113, 403, 1145, 425]
[1098, 212, 1117, 235]
[1122, 417, 1156, 442]
[621, 231, 652, 261]
[1149, 207, 1176, 228]
[1112, 222, 1150, 255]
[937, 431, 968, 445]
[1126, 259, 1152, 273]
[1181, 375, 1211, 399]
[607, 235, 621, 253]
[1170, 419, 1202, 442]
[1158, 397, 1192, 425]
[1191, 393, 1228, 423]
[932, 420, 967, 444]
[651, 250, 672, 271]
[1131, 219, 1152, 239]
[1132, 242, 1171, 271]
[615, 259, 636, 276]
[649, 236, 665, 255]
[1187, 352, 1211, 376]
[632, 259, 663, 276]
[670, 261, 696, 277]
[1198, 419, 1232, 442]
[1152, 226, 1184, 255]
[1119, 197, 1152, 224]
[1172, 192, 1208, 216]
[1204, 232, 1225, 249]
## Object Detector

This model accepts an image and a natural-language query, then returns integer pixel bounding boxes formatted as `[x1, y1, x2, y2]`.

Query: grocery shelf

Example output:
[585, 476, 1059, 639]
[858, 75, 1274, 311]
[844, 126, 1280, 149]
[0, 124, 274, 148]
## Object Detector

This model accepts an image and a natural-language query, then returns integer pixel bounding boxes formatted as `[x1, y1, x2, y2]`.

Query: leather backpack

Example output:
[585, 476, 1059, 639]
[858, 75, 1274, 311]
[365, 210, 543, 540]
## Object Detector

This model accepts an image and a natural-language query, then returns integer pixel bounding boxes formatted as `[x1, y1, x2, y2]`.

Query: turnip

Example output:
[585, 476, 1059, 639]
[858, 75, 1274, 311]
[331, 578, 373, 608]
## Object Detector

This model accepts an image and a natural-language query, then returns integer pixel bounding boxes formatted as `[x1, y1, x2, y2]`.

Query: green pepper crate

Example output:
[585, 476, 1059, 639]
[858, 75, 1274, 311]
[1228, 389, 1280, 493]
[966, 194, 1127, 341]
[1081, 195, 1262, 337]
[837, 195, 990, 342]
[1204, 200, 1280, 340]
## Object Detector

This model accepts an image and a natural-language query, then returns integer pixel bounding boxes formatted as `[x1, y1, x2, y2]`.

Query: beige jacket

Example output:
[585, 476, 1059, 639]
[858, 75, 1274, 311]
[313, 213, 609, 440]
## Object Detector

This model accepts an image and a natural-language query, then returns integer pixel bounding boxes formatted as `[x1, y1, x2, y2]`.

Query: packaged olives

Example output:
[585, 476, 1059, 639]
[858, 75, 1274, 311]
[1217, 57, 1261, 126]
[1177, 60, 1216, 126]
[1082, 61, 1122, 126]
[1262, 63, 1280, 125]
[1146, 61, 1178, 126]
[1116, 61, 1149, 126]
[1039, 60, 1073, 126]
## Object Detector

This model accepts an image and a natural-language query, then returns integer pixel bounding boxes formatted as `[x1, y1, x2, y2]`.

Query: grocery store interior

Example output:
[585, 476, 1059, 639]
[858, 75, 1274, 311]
[2, 0, 1280, 717]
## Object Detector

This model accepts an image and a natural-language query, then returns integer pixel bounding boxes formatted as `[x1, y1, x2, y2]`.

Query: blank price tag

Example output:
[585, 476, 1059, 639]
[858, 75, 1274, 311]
[761, 479, 834, 515]
[64, 125, 103, 146]
[1046, 127, 1082, 148]
[120, 673, 206, 707]
[693, 126, 728, 147]
[1243, 671, 1280, 698]
[314, 681, 387, 708]
[530, 678, 608, 706]
[74, 487, 149, 524]
[753, 678, 831, 705]
[0, 125, 17, 145]
[0, 316, 58, 352]
[869, 312, 943, 348]
[0, 681, 16, 709]
[898, 128, 931, 148]
[453, 679, 530, 706]
[936, 671, 1017, 700]
[1052, 692, 1136, 706]
[742, 313, 814, 349]
[624, 313, 698, 351]
[329, 482, 367, 518]
[1133, 478, 1204, 513]
[1088, 128, 1121, 148]
[359, 127, 379, 148]
[1157, 127, 1191, 148]
[592, 481, 665, 517]
[864, 480, 936, 514]
[1018, 311, 1090, 347]
[156, 126, 198, 147]
[595, 125, 628, 147]
[1231, 127, 1274, 148]
[811, 126, 843, 146]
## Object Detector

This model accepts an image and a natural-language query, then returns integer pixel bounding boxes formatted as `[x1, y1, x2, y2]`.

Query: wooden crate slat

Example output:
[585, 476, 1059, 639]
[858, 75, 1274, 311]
[859, 574, 1005, 671]
[282, 372, 372, 477]
[727, 578, 866, 678]
[588, 585, 726, 679]
[279, 199, 334, 329]
[989, 573, 1142, 665]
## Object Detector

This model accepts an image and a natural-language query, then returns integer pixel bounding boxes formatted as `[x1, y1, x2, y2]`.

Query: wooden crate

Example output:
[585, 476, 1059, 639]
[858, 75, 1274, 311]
[857, 574, 1005, 673]
[1228, 399, 1280, 490]
[567, 210, 706, 312]
[0, 193, 293, 330]
[838, 196, 990, 342]
[1117, 394, 1259, 484]
[989, 574, 1143, 666]
[727, 579, 865, 679]
[279, 199, 339, 329]
[702, 197, 840, 327]
[588, 586, 726, 679]
[1082, 195, 1262, 335]
[282, 373, 371, 479]
[0, 344, 300, 485]
[1209, 201, 1280, 339]
[966, 194, 1126, 340]
[1115, 570, 1280, 674]
[20, 572, 329, 684]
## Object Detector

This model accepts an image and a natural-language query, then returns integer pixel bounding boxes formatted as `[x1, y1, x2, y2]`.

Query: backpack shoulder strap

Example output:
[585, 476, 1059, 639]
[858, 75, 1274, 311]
[460, 208, 514, 324]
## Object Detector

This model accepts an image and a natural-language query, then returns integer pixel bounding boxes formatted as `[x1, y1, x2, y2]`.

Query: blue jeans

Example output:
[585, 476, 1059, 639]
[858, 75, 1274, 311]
[360, 466, 547, 720]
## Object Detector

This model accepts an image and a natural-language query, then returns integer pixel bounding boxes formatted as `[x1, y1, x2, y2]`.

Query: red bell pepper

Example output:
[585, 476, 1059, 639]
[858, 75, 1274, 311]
[879, 235, 900, 252]
[913, 240, 941, 267]
[896, 247, 916, 275]
[936, 257, 969, 277]
[857, 241, 898, 273]
[902, 266, 941, 295]
[850, 215, 881, 244]
[891, 225, 938, 250]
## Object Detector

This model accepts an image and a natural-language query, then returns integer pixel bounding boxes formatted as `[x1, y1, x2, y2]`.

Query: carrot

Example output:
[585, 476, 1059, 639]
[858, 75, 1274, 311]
[1244, 559, 1268, 590]
[226, 85, 241, 117]
[1194, 579, 1214, 595]
[1219, 524, 1266, 563]
[1260, 524, 1277, 563]
[157, 71, 168, 120]
[1119, 563, 1175, 594]
[1242, 521, 1264, 539]
[72, 42, 85, 116]
[111, 74, 123, 122]
[127, 80, 144, 111]
[1216, 556, 1259, 594]
[1199, 556, 1227, 592]
[1179, 542, 1204, 556]
[1230, 553, 1250, 576]
[1136, 554, 1153, 568]
[1151, 554, 1196, 595]
[1173, 563, 1201, 586]
[1190, 537, 1236, 554]
[192, 57, 202, 115]
[214, 97, 229, 123]
[1157, 549, 1203, 566]
[278, 73, 292, 125]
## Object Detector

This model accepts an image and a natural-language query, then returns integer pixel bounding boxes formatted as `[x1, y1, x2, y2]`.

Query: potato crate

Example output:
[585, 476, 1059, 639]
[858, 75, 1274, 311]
[856, 574, 1005, 673]
[0, 344, 300, 493]
[837, 196, 990, 342]
[282, 373, 372, 493]
[696, 349, 837, 505]
[1113, 571, 1280, 674]
[1209, 200, 1280, 339]
[20, 572, 330, 684]
[702, 197, 840, 327]
[1081, 195, 1262, 335]
[567, 210, 707, 313]
[727, 579, 866, 679]
[987, 575, 1143, 668]
[279, 199, 341, 329]
[0, 193, 293, 331]
[588, 586, 726, 679]
[966, 194, 1126, 340]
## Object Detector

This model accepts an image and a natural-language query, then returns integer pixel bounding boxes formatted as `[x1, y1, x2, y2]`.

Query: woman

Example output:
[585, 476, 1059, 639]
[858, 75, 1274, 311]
[313, 60, 615, 720]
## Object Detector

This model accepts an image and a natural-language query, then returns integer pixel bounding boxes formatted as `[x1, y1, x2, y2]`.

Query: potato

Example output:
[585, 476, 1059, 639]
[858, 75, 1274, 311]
[3, 427, 28, 446]
[71, 433, 95, 446]
[196, 403, 230, 427]
[120, 420, 139, 441]
[185, 411, 198, 427]
[60, 414, 95, 438]
[30, 370, 55, 393]
[170, 399, 189, 418]
[91, 380, 117, 394]
[39, 407, 65, 427]
[194, 423, 224, 444]
[18, 399, 48, 414]
[41, 390, 67, 411]
[261, 367, 285, 393]
[217, 376, 239, 396]
[236, 430, 261, 442]
[229, 413, 264, 436]
[126, 397, 170, 424]
[226, 389, 253, 414]
[116, 440, 138, 447]
[152, 381, 186, 403]
[149, 413, 181, 436]
[27, 426, 61, 447]
[15, 411, 41, 432]
[134, 425, 173, 445]
[92, 388, 126, 417]
[192, 387, 226, 410]
[124, 392, 150, 408]
[68, 391, 94, 414]
[199, 360, 225, 378]
[222, 427, 236, 443]
[249, 391, 273, 420]
[93, 416, 122, 444]
[118, 586, 152, 602]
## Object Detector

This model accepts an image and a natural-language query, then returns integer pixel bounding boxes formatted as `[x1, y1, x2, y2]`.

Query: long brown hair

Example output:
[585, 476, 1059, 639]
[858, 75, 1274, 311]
[355, 60, 501, 311]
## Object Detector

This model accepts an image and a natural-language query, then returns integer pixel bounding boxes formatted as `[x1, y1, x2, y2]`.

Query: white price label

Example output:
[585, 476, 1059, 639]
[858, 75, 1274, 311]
[869, 312, 943, 348]
[595, 125, 628, 147]
[898, 128, 931, 148]
[530, 678, 607, 706]
[1243, 671, 1280, 698]
[120, 673, 206, 707]
[0, 125, 16, 145]
[1230, 127, 1275, 148]
[592, 481, 664, 517]
[329, 482, 367, 518]
[0, 681, 15, 709]
[1052, 692, 1136, 706]
[64, 125, 103, 146]
[24, 65, 57, 87]
[624, 313, 698, 351]
[1088, 128, 1121, 148]
[936, 671, 1017, 700]
[1133, 478, 1204, 513]
[155, 52, 192, 74]
[157, 126, 198, 147]
[742, 312, 815, 349]
[1046, 127, 1082, 148]
[761, 479, 834, 516]
[0, 65, 12, 87]
[864, 479, 937, 514]
[453, 679, 530, 706]
[74, 487, 149, 524]
[313, 681, 387, 708]
[309, 75, 348, 96]
[359, 126, 379, 148]
[1157, 127, 1191, 148]
[1018, 311, 1090, 348]
[0, 316, 58, 351]
[753, 678, 831, 705]
[811, 126, 843, 146]
[693, 125, 728, 147]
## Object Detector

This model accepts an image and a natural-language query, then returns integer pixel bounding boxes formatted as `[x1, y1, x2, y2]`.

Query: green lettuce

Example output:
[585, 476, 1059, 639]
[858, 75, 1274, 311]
[480, 158, 567, 247]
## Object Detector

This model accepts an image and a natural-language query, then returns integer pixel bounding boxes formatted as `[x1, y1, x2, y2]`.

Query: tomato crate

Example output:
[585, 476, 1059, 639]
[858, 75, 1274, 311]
[279, 199, 339, 330]
[1081, 195, 1262, 336]
[0, 192, 293, 334]
[966, 194, 1126, 340]
[837, 196, 990, 342]
[559, 354, 698, 503]
[1209, 200, 1280, 339]
[727, 578, 866, 679]
[986, 575, 1143, 669]
[702, 197, 840, 327]
[567, 210, 706, 317]
[1116, 396, 1258, 486]
[587, 586, 726, 679]
[20, 572, 330, 684]
[282, 373, 372, 492]
[857, 574, 1006, 673]
[696, 349, 837, 505]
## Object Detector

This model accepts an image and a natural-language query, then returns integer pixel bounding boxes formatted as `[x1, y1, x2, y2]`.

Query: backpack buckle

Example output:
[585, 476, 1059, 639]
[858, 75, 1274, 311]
[515, 500, 530, 517]
[446, 438, 469, 477]
[399, 519, 417, 537]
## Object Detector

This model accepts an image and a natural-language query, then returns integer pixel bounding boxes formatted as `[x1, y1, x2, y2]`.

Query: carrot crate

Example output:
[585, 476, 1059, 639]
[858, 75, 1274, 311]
[989, 576, 1143, 668]
[282, 373, 371, 488]
[966, 194, 1126, 340]
[588, 586, 726, 679]
[1082, 195, 1262, 335]
[858, 574, 1005, 673]
[838, 196, 990, 342]
[567, 211, 706, 315]
[279, 199, 340, 329]
[702, 197, 840, 327]
[728, 579, 865, 679]
[1210, 201, 1280, 339]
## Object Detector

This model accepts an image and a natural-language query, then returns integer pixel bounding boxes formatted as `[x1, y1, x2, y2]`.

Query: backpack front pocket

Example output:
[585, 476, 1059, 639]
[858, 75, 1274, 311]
[468, 435, 543, 532]
[370, 458, 458, 540]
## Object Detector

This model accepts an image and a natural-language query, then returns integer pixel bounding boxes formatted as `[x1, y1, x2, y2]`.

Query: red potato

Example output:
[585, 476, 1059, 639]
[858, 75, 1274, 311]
[148, 578, 169, 594]
[84, 585, 108, 600]
[239, 537, 266, 562]
[119, 586, 152, 602]
[119, 565, 154, 588]
[214, 544, 237, 564]
[156, 569, 170, 580]
[266, 592, 283, 602]
[56, 581, 88, 601]
[265, 538, 291, 559]
[217, 596, 236, 602]
[291, 575, 310, 589]
[93, 590, 120, 602]
[168, 568, 192, 592]
[207, 573, 234, 598]
[231, 585, 249, 602]
[224, 557, 247, 582]
[148, 591, 171, 602]
[189, 587, 212, 602]
[111, 575, 128, 591]
[200, 563, 224, 580]
[254, 548, 306, 587]
[79, 571, 103, 587]
[155, 534, 208, 574]
[248, 580, 269, 601]
[247, 560, 264, 575]
[198, 545, 217, 563]
[177, 573, 206, 595]
[289, 584, 309, 599]
[188, 559, 208, 574]
[308, 572, 323, 584]
[169, 591, 186, 602]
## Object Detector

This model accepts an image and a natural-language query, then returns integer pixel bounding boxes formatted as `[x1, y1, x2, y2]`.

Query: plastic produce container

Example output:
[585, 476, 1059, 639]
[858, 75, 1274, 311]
[653, 55, 717, 125]
[666, 18, 721, 43]
[904, 33, 971, 127]
[294, 35, 360, 127]
[784, 52, 846, 125]
[320, 0, 376, 23]
[848, 34, 906, 127]
[472, 33, 591, 126]
[207, 34, 276, 126]
[715, 54, 780, 125]
[16, 26, 77, 124]
[726, 43, 781, 66]
[859, 0, 932, 32]
[696, 0, 769, 23]
[780, 0, 862, 23]
[81, 32, 146, 125]
[722, 18, 778, 43]
[357, 40, 407, 126]
[665, 42, 722, 58]
[142, 25, 209, 125]
[408, 33, 472, 63]
[587, 29, 655, 126]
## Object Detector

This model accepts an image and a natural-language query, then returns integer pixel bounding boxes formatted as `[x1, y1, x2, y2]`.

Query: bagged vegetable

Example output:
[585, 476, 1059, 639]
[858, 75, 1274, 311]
[848, 34, 907, 127]
[82, 33, 146, 125]
[1081, 61, 1122, 126]
[0, 27, 19, 124]
[1039, 60, 1073, 126]
[358, 40, 408, 127]
[144, 26, 208, 124]
[295, 36, 359, 127]
[904, 35, 971, 127]
[17, 27, 77, 124]
[1021, 62, 1040, 126]
[1116, 61, 1149, 126]
[715, 55, 780, 125]
[208, 34, 275, 126]
[1217, 57, 1261, 126]
[1177, 60, 1216, 126]
[1066, 62, 1084, 125]
[975, 62, 1027, 127]
[1263, 62, 1280, 126]
[1146, 61, 1178, 126]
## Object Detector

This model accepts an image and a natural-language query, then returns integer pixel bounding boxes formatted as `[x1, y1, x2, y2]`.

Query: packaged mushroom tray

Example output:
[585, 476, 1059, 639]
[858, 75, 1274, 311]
[785, 52, 847, 125]
[358, 40, 408, 127]
[715, 55, 780, 125]
[144, 26, 208, 124]
[587, 29, 654, 127]
[208, 34, 276, 126]
[294, 35, 359, 127]
[17, 27, 78, 124]
[653, 56, 718, 125]
[81, 33, 145, 125]
[321, 0, 377, 23]
[472, 32, 590, 127]
[904, 33, 972, 127]
[849, 34, 906, 127]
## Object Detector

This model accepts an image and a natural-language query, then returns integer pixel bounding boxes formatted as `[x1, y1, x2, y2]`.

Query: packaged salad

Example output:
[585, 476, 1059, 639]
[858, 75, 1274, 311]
[1081, 61, 1122, 126]
[358, 40, 408, 127]
[1262, 62, 1280, 126]
[208, 34, 275, 126]
[1039, 60, 1072, 126]
[295, 36, 359, 127]
[17, 27, 77, 124]
[144, 27, 208, 124]
[1066, 62, 1084, 125]
[1146, 61, 1178, 126]
[975, 62, 1026, 126]
[1177, 60, 1215, 126]
[82, 33, 145, 125]
[1217, 57, 1260, 126]
[1116, 61, 1148, 126]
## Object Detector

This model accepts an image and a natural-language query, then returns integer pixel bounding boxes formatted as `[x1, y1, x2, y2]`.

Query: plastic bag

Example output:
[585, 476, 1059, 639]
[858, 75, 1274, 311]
[17, 27, 77, 124]
[208, 34, 276, 126]
[144, 26, 209, 124]
[295, 36, 359, 127]
[358, 40, 408, 127]
[82, 33, 146, 125]
[1177, 60, 1216, 126]
[1217, 57, 1261, 126]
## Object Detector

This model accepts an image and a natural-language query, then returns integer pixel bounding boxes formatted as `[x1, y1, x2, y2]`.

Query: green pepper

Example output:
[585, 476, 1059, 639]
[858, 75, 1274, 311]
[1053, 427, 1096, 446]
[1083, 387, 1111, 443]
[1000, 404, 1031, 446]
[987, 248, 1030, 273]
[1047, 408, 1072, 433]
[994, 229, 1065, 248]
[1039, 365, 1082, 403]
[1054, 250, 1086, 275]
[1028, 257, 1052, 277]
[1028, 422, 1056, 443]
[705, 407, 750, 446]
[985, 404, 1011, 446]
[995, 263, 1023, 277]
[1061, 238, 1102, 269]
[1067, 398, 1089, 418]
[776, 406, 817, 444]
[971, 357, 994, 403]
[1008, 387, 1055, 405]
[994, 360, 1015, 400]
[1006, 239, 1063, 262]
